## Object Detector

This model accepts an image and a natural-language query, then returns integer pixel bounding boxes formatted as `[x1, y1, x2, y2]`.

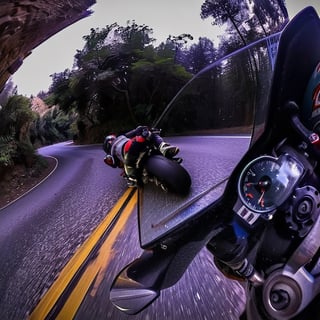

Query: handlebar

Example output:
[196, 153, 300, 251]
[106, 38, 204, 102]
[286, 101, 320, 158]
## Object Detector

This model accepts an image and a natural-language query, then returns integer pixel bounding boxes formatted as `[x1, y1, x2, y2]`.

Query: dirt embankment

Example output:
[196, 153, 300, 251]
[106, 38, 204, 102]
[0, 157, 57, 209]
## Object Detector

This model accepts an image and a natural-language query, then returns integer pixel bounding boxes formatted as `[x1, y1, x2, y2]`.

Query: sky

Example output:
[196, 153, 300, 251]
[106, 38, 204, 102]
[11, 0, 320, 97]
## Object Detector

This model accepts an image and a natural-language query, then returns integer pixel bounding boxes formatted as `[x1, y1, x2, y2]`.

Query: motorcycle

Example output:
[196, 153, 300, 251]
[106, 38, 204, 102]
[110, 7, 320, 320]
[105, 128, 192, 195]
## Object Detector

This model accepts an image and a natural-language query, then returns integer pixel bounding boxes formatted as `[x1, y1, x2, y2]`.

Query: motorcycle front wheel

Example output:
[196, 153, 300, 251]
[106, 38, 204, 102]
[144, 155, 191, 195]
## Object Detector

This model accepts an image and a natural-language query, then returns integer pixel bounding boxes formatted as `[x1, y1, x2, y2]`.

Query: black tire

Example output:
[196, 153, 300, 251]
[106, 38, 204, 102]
[144, 155, 191, 195]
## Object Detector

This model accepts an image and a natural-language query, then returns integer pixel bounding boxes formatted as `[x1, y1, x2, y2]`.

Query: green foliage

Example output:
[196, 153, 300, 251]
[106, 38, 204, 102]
[16, 140, 37, 167]
[0, 95, 35, 138]
[185, 37, 217, 73]
[129, 56, 192, 123]
[45, 21, 195, 142]
[0, 94, 55, 175]
[46, 69, 76, 112]
[0, 133, 17, 168]
[201, 0, 287, 48]
[158, 35, 274, 136]
[0, 95, 38, 171]
[0, 1, 289, 180]
[31, 105, 76, 145]
[40, 1, 288, 143]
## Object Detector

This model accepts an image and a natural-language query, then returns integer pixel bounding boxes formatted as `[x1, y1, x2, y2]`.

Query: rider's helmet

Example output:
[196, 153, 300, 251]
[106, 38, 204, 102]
[103, 134, 117, 167]
[302, 62, 320, 133]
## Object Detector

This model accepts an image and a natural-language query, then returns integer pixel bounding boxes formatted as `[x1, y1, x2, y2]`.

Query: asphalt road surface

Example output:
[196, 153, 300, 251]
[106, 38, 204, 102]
[0, 137, 250, 320]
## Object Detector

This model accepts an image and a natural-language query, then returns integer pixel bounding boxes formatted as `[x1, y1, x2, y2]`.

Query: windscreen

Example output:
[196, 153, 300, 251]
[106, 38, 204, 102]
[139, 34, 280, 248]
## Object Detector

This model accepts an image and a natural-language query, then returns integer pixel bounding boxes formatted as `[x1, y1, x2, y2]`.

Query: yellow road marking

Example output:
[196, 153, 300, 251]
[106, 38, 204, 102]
[56, 191, 137, 319]
[29, 189, 136, 320]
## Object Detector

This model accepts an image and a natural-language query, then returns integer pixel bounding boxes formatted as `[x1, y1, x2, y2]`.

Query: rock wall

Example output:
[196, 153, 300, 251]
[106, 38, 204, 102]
[0, 0, 96, 91]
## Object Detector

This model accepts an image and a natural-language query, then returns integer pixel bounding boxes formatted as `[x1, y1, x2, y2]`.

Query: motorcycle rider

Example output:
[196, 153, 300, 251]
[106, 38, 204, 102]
[103, 125, 179, 187]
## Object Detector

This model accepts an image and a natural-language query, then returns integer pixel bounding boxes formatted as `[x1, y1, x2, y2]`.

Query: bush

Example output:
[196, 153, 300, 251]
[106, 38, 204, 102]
[0, 134, 17, 168]
[17, 141, 36, 167]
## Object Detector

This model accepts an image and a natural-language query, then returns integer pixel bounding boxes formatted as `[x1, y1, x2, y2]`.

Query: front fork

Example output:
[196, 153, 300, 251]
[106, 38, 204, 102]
[208, 211, 320, 320]
[207, 222, 264, 285]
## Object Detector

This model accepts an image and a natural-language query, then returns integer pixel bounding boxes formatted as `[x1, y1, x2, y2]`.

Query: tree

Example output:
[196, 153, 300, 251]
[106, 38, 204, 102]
[45, 20, 225, 142]
[129, 54, 192, 123]
[165, 33, 194, 64]
[0, 95, 35, 139]
[183, 37, 217, 74]
[201, 0, 288, 49]
[276, 0, 289, 23]
[47, 69, 75, 112]
[0, 95, 37, 168]
[250, 0, 288, 36]
[113, 21, 155, 53]
[201, 0, 249, 46]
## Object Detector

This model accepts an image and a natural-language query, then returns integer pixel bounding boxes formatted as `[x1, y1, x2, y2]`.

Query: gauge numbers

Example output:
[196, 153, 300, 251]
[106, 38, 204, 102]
[238, 155, 302, 215]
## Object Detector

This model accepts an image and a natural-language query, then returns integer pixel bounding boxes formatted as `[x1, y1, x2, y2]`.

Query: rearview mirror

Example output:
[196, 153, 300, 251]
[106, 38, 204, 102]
[110, 262, 159, 315]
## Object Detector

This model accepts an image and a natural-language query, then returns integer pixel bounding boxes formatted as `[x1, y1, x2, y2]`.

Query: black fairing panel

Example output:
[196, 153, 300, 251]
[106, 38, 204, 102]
[225, 6, 320, 193]
[220, 7, 320, 211]
[269, 6, 320, 128]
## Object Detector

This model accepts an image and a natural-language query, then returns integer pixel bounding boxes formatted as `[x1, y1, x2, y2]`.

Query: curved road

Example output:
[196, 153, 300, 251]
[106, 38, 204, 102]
[0, 138, 249, 319]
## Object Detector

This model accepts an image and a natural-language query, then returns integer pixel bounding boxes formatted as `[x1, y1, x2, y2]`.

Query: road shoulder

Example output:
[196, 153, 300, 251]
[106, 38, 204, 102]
[0, 156, 57, 210]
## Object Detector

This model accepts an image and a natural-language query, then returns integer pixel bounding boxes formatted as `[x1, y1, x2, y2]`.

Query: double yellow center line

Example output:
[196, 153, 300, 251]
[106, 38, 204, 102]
[29, 188, 137, 319]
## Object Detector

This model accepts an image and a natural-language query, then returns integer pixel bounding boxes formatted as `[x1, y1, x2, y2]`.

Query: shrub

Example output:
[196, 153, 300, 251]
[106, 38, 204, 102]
[0, 133, 17, 168]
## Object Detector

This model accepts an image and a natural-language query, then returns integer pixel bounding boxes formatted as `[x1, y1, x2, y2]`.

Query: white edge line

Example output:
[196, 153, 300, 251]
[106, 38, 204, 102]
[0, 156, 58, 211]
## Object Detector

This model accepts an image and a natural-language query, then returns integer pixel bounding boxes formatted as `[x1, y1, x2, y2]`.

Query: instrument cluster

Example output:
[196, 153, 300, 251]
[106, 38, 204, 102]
[235, 153, 305, 225]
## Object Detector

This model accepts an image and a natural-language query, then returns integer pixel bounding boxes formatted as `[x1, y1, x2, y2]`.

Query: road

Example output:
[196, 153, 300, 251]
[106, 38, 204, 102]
[0, 137, 249, 320]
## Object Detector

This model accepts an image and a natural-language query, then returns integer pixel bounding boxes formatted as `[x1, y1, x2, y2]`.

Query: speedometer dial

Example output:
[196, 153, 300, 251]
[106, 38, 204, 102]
[238, 155, 304, 214]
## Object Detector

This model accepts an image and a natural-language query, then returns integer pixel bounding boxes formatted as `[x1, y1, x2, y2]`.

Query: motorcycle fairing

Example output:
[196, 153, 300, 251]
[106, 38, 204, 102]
[261, 9, 317, 154]
[110, 6, 320, 317]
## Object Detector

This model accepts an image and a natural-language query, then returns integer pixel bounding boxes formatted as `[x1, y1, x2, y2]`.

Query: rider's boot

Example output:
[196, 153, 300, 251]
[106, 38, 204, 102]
[125, 165, 138, 187]
[127, 178, 138, 188]
[159, 142, 179, 158]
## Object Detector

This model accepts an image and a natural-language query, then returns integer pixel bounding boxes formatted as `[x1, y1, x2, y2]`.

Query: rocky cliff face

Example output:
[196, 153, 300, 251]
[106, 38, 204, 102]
[31, 96, 50, 116]
[0, 0, 95, 92]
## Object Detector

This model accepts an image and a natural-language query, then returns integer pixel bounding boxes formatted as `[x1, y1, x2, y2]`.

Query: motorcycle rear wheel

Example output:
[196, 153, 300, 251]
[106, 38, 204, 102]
[144, 155, 191, 195]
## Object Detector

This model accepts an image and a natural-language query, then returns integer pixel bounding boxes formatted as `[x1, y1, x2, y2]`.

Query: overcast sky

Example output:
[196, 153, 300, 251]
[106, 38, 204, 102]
[12, 0, 320, 96]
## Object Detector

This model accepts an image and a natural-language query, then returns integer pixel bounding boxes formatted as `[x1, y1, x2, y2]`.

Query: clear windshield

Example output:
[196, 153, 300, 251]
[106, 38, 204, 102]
[139, 33, 281, 247]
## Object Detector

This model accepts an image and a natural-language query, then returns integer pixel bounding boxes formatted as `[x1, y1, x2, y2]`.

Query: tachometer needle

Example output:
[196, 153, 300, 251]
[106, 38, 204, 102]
[258, 190, 265, 207]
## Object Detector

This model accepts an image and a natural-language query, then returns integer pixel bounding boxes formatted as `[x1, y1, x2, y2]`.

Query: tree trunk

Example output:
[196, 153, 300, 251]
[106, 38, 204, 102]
[112, 85, 137, 124]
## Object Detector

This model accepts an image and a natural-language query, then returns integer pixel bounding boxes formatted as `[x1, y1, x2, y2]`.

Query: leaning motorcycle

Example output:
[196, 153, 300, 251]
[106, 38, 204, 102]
[104, 128, 192, 195]
[132, 129, 191, 195]
[110, 7, 320, 320]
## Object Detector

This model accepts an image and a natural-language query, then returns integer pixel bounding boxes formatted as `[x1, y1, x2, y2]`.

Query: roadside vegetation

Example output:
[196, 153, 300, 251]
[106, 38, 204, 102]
[0, 0, 288, 192]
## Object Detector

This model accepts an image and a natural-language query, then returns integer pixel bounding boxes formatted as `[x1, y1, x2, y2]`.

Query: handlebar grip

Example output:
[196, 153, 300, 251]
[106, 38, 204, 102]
[286, 101, 320, 155]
